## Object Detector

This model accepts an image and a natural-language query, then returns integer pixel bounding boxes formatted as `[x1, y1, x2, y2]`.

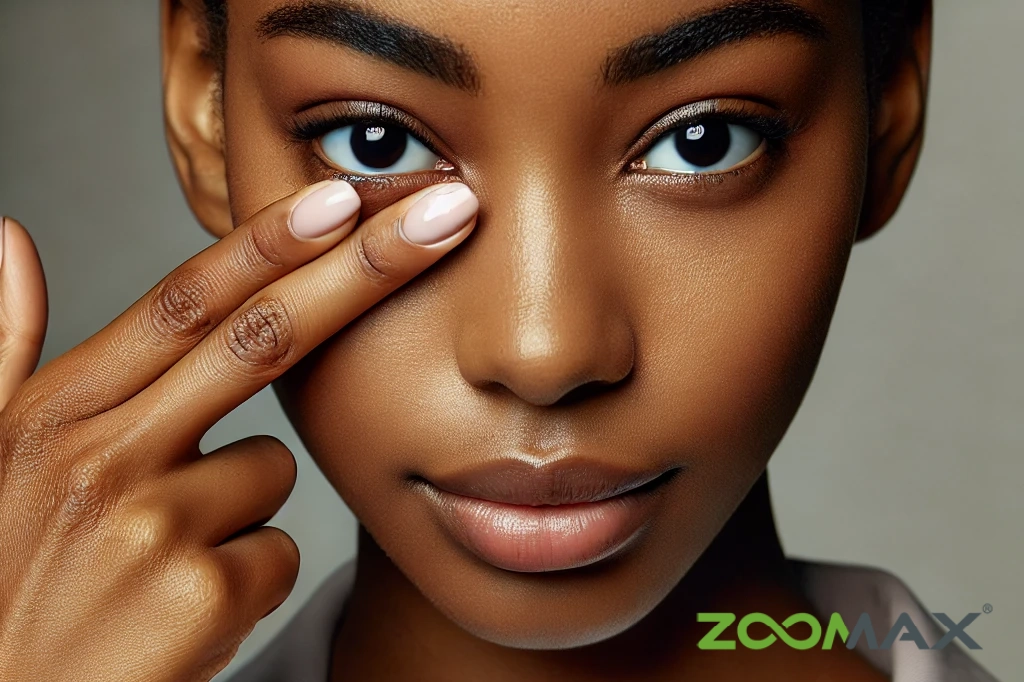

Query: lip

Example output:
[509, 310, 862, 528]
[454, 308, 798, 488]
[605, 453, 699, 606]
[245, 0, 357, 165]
[416, 458, 679, 573]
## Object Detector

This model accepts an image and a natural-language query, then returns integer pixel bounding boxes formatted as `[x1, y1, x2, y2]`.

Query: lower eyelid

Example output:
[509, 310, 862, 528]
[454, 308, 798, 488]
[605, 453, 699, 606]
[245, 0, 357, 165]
[329, 168, 457, 187]
[623, 142, 779, 201]
[630, 138, 769, 177]
[325, 170, 461, 217]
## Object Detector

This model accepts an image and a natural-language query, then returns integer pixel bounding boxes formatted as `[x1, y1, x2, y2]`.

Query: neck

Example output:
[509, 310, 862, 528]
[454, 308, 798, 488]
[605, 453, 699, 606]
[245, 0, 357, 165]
[330, 474, 831, 682]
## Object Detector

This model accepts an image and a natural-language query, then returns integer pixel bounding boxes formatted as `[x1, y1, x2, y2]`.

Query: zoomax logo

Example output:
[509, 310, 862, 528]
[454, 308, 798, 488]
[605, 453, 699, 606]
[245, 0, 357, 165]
[697, 611, 985, 651]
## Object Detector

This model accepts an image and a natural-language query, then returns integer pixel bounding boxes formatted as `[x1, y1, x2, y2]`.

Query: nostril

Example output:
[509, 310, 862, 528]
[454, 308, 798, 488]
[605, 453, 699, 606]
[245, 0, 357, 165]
[456, 308, 637, 408]
[471, 372, 631, 408]
[554, 375, 631, 407]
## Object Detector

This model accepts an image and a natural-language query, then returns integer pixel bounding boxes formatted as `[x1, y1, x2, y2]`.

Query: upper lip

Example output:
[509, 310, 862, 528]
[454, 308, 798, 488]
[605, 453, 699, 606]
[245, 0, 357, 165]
[421, 456, 679, 507]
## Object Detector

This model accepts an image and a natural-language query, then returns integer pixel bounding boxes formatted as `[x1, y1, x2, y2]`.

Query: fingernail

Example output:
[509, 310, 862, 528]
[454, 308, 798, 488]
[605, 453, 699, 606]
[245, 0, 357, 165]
[290, 181, 361, 240]
[0, 217, 6, 272]
[401, 183, 478, 246]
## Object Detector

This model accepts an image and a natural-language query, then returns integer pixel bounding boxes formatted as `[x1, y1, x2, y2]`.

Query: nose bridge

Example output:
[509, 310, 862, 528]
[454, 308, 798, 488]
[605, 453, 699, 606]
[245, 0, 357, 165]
[508, 171, 568, 363]
[456, 164, 635, 407]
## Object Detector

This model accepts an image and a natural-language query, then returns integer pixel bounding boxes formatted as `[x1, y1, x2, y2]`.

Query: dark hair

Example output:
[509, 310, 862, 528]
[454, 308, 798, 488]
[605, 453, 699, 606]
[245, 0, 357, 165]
[200, 0, 926, 111]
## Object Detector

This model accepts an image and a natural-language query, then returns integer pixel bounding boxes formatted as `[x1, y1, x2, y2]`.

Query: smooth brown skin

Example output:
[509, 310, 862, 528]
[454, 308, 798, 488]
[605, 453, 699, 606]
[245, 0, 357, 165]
[0, 0, 930, 680]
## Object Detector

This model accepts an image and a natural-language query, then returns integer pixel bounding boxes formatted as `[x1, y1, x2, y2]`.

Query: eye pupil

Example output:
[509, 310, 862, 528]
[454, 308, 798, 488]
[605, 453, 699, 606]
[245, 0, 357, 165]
[350, 123, 408, 169]
[674, 120, 731, 168]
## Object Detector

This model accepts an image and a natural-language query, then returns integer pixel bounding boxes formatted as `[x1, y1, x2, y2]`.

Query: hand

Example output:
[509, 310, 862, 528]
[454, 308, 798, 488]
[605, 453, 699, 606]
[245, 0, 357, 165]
[0, 180, 478, 682]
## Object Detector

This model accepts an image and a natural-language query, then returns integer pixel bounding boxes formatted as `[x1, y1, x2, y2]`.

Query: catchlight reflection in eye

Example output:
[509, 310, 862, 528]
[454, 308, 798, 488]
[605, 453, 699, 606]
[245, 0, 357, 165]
[639, 120, 766, 174]
[320, 123, 441, 175]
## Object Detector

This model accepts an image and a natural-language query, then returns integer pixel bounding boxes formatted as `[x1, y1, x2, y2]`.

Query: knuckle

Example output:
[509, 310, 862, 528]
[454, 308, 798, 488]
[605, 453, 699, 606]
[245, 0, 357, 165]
[107, 503, 181, 562]
[0, 387, 92, 479]
[356, 230, 403, 285]
[2, 383, 70, 438]
[149, 269, 213, 343]
[0, 397, 57, 465]
[242, 222, 288, 271]
[56, 449, 120, 528]
[173, 554, 234, 625]
[226, 299, 294, 368]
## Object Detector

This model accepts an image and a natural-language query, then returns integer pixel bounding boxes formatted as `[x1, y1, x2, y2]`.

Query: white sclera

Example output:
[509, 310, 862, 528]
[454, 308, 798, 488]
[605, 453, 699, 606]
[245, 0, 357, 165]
[643, 123, 764, 174]
[320, 125, 440, 175]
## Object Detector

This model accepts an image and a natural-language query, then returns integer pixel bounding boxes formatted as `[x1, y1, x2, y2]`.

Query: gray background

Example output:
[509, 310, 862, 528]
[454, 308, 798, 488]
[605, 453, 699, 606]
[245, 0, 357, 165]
[0, 1, 1019, 679]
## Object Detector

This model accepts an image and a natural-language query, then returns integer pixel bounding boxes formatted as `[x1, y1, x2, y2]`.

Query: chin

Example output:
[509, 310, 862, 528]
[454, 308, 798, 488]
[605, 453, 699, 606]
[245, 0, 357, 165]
[405, 541, 685, 652]
[441, 593, 661, 651]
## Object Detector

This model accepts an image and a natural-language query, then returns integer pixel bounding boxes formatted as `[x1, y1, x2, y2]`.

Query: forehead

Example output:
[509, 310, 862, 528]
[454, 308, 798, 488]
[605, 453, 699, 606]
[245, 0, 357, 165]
[226, 0, 861, 85]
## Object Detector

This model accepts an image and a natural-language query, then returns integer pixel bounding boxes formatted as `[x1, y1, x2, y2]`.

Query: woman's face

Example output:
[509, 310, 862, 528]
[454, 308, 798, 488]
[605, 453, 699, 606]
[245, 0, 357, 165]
[217, 0, 868, 648]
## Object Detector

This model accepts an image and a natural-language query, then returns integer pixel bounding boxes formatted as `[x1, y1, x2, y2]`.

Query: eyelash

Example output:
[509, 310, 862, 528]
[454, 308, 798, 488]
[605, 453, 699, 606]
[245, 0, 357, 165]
[625, 102, 795, 175]
[286, 100, 796, 180]
[289, 101, 447, 160]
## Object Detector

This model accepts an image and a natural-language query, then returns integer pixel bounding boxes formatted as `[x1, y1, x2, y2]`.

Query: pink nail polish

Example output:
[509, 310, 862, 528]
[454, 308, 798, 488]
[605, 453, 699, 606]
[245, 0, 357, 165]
[290, 181, 361, 240]
[401, 184, 479, 246]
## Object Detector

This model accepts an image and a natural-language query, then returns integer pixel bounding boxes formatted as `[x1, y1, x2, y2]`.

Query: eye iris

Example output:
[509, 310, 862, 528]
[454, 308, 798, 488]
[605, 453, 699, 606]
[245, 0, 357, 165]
[350, 124, 408, 169]
[673, 120, 731, 168]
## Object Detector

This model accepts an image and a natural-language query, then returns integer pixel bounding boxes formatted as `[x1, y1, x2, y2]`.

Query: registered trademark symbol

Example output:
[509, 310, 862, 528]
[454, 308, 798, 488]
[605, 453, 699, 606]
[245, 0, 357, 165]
[983, 604, 993, 614]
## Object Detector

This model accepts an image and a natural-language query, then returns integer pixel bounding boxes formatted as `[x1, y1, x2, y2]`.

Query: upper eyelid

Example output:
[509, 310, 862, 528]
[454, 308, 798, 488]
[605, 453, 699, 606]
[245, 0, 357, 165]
[623, 100, 794, 171]
[290, 100, 450, 158]
[621, 100, 723, 161]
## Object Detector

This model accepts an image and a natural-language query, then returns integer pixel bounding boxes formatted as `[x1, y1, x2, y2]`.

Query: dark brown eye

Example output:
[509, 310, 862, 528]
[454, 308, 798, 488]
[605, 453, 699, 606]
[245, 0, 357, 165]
[640, 120, 765, 174]
[350, 124, 408, 169]
[674, 121, 731, 167]
[320, 123, 440, 174]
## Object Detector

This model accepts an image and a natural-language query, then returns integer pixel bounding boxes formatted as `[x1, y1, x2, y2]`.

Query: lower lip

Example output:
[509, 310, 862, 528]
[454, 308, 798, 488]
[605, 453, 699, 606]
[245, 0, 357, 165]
[426, 487, 663, 573]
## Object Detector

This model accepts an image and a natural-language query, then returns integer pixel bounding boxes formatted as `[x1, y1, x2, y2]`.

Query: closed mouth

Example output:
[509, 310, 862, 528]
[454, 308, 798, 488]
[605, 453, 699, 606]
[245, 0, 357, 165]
[414, 458, 681, 573]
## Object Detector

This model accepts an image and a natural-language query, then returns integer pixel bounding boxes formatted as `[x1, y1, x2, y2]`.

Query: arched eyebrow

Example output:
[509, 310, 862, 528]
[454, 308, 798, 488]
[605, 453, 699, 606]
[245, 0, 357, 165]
[602, 0, 828, 85]
[256, 1, 481, 92]
[256, 1, 826, 94]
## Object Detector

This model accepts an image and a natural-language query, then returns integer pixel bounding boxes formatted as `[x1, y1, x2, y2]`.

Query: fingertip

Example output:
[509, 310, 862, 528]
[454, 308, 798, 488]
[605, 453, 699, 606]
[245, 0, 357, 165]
[400, 182, 479, 247]
[289, 179, 362, 241]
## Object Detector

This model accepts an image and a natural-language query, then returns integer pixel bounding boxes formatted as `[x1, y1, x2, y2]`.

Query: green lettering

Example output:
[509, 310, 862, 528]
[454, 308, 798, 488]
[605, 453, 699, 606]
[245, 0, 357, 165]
[823, 613, 850, 649]
[737, 613, 777, 650]
[781, 613, 822, 650]
[697, 613, 737, 650]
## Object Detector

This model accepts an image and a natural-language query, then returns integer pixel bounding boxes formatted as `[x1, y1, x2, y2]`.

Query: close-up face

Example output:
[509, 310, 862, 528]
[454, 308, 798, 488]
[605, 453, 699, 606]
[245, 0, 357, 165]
[173, 0, 882, 650]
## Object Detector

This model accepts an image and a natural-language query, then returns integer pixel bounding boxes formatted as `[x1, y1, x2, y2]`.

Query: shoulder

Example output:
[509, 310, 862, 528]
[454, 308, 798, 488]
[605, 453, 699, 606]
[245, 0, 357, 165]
[788, 558, 1001, 682]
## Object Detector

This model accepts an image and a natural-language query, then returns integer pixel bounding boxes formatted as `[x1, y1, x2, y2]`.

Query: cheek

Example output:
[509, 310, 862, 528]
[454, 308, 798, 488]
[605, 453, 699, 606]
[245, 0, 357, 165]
[275, 271, 469, 509]
[628, 195, 857, 474]
[623, 181, 861, 477]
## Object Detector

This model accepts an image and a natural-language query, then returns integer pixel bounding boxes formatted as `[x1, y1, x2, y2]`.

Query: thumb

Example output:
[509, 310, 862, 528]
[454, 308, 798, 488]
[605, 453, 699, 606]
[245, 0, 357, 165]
[0, 217, 48, 411]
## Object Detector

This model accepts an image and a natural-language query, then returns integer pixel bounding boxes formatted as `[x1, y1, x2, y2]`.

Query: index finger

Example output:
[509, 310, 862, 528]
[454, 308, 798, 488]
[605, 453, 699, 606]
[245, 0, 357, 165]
[19, 180, 361, 422]
[126, 182, 478, 445]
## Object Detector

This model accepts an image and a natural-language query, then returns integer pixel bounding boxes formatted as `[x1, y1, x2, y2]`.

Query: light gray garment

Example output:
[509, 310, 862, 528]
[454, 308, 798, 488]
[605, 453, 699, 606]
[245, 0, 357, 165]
[228, 559, 999, 681]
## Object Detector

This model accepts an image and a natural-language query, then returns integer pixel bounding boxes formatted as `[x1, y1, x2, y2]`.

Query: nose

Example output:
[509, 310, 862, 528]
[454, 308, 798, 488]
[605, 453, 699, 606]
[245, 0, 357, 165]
[455, 174, 635, 407]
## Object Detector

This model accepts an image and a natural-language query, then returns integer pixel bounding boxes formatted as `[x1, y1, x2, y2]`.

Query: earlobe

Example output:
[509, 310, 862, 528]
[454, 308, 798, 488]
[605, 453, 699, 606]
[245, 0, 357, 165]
[162, 0, 233, 238]
[858, 1, 933, 241]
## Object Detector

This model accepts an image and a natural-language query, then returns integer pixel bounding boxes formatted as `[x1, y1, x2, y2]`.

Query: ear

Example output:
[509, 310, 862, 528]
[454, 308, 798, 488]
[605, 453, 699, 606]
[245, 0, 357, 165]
[161, 0, 233, 238]
[857, 1, 933, 241]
